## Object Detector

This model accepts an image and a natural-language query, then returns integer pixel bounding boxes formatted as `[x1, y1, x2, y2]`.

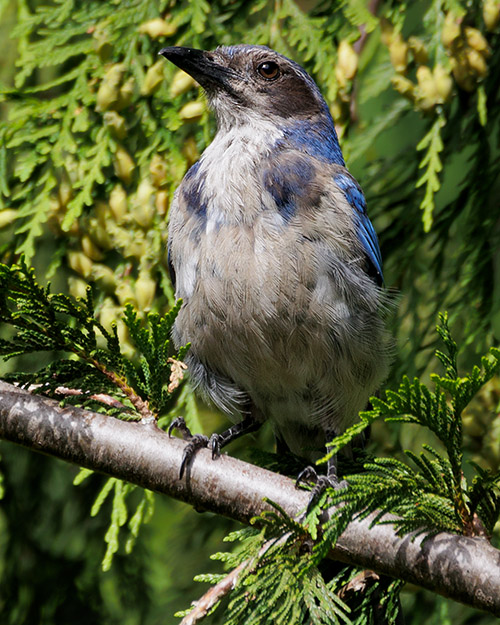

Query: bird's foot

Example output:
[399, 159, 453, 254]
[168, 416, 195, 441]
[168, 416, 223, 479]
[295, 465, 347, 515]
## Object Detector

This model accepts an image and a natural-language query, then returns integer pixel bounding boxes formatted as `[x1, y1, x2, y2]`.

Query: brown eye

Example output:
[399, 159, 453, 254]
[257, 61, 280, 80]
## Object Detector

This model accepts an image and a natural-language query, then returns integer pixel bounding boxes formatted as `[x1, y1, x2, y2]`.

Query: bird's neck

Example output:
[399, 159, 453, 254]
[195, 120, 284, 225]
[192, 114, 344, 225]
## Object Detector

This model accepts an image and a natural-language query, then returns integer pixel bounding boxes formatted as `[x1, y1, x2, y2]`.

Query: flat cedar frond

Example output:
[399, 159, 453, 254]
[214, 538, 351, 625]
[467, 464, 500, 534]
[0, 259, 185, 419]
[260, 498, 312, 536]
[416, 115, 445, 232]
[320, 412, 376, 464]
[435, 312, 458, 377]
[200, 496, 407, 625]
[405, 449, 454, 497]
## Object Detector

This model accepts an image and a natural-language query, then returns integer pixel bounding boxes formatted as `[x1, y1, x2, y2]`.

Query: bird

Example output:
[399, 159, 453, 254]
[159, 44, 390, 490]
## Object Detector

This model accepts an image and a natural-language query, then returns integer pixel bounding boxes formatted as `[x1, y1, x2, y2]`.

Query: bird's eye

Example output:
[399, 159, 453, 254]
[257, 61, 280, 80]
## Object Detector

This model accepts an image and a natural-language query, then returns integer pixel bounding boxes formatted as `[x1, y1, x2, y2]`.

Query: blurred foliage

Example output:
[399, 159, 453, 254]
[0, 0, 499, 623]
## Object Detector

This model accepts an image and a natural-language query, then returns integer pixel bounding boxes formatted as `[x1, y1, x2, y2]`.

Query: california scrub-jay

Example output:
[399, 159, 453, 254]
[160, 45, 390, 487]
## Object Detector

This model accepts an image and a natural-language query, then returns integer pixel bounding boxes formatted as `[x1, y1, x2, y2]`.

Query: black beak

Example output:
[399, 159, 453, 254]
[159, 46, 234, 90]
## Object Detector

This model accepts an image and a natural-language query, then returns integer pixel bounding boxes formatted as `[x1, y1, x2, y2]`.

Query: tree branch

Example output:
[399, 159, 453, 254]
[0, 380, 499, 616]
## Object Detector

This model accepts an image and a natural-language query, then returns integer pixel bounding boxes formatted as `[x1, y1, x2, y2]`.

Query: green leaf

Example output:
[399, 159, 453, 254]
[73, 467, 94, 485]
[416, 115, 445, 232]
[91, 477, 116, 517]
[477, 85, 487, 126]
[342, 0, 378, 32]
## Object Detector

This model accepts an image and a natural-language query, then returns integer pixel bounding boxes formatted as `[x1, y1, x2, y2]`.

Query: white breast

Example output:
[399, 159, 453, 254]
[198, 119, 284, 225]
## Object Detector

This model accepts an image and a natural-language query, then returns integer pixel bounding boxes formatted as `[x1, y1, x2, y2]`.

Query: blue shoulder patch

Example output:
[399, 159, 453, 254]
[263, 154, 315, 221]
[334, 173, 383, 285]
[181, 161, 207, 217]
[281, 118, 345, 166]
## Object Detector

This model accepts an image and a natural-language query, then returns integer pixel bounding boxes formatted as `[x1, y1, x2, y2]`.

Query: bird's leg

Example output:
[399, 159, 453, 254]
[168, 413, 261, 479]
[295, 430, 347, 514]
[208, 417, 261, 457]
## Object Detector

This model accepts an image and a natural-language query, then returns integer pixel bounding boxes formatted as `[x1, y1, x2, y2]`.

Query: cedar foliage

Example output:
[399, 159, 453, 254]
[0, 0, 500, 623]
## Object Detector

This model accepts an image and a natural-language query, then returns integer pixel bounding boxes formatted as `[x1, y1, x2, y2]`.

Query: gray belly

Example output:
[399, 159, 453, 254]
[173, 226, 388, 450]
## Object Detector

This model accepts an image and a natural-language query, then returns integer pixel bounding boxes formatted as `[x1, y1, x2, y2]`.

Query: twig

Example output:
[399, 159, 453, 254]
[180, 559, 248, 625]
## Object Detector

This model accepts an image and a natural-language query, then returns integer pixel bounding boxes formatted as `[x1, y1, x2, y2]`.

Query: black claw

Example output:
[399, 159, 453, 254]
[168, 416, 193, 440]
[169, 413, 261, 480]
[179, 455, 188, 480]
[295, 466, 347, 515]
[209, 433, 222, 459]
[179, 433, 209, 479]
[295, 465, 319, 488]
[306, 475, 334, 514]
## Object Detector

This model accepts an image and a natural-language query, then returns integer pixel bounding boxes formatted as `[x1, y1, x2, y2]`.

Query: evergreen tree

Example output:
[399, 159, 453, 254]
[0, 1, 499, 623]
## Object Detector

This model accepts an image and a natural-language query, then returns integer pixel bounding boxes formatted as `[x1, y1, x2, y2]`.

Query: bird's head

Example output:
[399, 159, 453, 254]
[159, 44, 333, 130]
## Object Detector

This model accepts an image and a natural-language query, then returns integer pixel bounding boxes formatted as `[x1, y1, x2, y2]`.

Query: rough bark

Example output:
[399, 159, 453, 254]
[0, 380, 499, 616]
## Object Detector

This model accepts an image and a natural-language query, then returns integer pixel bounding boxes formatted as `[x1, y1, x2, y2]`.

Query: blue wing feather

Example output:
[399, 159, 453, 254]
[334, 173, 383, 286]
